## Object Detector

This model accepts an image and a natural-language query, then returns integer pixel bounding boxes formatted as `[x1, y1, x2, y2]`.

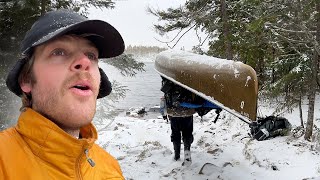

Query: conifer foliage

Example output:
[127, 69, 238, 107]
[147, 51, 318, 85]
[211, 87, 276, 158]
[150, 0, 320, 140]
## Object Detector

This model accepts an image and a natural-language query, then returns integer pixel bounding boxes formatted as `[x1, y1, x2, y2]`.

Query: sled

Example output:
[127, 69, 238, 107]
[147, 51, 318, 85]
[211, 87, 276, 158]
[154, 50, 258, 124]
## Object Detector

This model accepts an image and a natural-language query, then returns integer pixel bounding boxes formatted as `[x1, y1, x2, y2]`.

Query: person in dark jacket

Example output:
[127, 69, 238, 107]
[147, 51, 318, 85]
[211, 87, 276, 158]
[160, 96, 194, 166]
[160, 79, 198, 166]
[160, 78, 222, 166]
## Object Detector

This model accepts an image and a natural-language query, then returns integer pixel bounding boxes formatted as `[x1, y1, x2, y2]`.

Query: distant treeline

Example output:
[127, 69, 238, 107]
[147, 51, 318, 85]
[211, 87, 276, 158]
[125, 45, 167, 55]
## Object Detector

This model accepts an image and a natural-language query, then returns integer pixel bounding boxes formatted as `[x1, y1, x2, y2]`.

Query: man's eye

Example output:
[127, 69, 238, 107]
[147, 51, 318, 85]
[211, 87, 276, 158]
[86, 52, 98, 61]
[51, 49, 66, 56]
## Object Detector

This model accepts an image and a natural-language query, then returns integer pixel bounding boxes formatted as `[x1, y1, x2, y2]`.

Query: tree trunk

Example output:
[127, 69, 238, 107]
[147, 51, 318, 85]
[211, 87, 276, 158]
[256, 55, 265, 86]
[305, 90, 315, 140]
[305, 0, 320, 141]
[299, 95, 304, 128]
[220, 0, 232, 60]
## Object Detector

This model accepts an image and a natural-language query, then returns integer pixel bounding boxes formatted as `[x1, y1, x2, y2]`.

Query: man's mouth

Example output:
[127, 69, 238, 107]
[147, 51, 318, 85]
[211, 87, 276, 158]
[73, 85, 90, 90]
[70, 81, 94, 97]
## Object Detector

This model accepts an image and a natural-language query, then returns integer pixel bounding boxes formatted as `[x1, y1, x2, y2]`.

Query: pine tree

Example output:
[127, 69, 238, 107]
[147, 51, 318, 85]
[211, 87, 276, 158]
[261, 0, 319, 139]
[150, 0, 320, 139]
[149, 0, 274, 85]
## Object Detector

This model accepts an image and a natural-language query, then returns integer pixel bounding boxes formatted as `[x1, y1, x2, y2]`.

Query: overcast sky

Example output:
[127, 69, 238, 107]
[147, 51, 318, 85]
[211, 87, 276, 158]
[88, 0, 206, 50]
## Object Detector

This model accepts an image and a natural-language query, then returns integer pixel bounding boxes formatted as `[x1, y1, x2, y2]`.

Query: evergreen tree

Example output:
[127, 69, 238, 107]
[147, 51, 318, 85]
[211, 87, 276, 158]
[102, 54, 145, 77]
[261, 0, 319, 140]
[150, 0, 320, 139]
[0, 0, 115, 54]
[149, 0, 274, 85]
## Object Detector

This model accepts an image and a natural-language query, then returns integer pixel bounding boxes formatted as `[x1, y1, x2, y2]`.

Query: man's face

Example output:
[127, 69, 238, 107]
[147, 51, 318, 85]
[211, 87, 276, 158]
[20, 35, 101, 130]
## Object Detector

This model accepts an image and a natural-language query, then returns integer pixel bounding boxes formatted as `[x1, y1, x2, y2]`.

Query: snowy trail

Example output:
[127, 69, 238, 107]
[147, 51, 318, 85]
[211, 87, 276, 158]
[96, 104, 320, 180]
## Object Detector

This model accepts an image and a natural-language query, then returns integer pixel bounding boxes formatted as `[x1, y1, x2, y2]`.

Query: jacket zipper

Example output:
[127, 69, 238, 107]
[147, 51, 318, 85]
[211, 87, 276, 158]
[76, 148, 95, 179]
[84, 149, 95, 167]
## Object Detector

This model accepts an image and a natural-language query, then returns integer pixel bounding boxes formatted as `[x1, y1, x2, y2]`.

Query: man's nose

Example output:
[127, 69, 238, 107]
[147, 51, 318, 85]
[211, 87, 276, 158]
[71, 53, 91, 71]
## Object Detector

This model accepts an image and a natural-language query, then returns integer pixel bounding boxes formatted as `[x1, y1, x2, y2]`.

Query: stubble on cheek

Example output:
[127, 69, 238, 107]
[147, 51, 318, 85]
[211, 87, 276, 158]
[30, 72, 99, 128]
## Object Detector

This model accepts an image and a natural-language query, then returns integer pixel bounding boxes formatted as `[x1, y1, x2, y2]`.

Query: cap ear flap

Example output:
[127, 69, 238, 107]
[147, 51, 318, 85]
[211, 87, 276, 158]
[6, 58, 28, 97]
[97, 68, 112, 98]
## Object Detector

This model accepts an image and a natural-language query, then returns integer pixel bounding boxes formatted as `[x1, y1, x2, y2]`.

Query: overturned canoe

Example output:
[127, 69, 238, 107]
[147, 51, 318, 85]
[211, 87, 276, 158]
[154, 50, 258, 123]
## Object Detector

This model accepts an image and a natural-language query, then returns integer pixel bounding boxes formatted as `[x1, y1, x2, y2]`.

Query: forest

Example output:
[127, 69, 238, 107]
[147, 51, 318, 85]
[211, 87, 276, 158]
[149, 0, 319, 140]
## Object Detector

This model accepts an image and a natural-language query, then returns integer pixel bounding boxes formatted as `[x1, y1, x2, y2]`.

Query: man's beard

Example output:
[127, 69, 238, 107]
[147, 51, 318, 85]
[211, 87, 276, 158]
[30, 72, 98, 130]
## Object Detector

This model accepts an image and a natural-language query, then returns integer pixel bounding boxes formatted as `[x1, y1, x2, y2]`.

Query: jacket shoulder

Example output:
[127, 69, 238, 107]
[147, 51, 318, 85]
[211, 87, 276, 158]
[91, 144, 118, 161]
[90, 144, 124, 179]
[0, 127, 32, 179]
[0, 127, 22, 151]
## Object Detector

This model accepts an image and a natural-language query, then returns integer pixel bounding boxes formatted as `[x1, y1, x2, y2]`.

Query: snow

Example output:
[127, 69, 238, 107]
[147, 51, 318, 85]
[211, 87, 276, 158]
[95, 64, 320, 180]
[245, 76, 252, 87]
[94, 51, 320, 179]
[2, 3, 319, 178]
[96, 101, 320, 180]
[234, 68, 240, 78]
[157, 50, 244, 69]
[31, 25, 70, 51]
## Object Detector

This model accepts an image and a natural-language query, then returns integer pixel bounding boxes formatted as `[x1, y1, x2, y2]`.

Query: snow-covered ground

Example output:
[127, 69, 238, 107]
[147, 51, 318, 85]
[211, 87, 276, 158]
[95, 52, 320, 179]
[95, 98, 320, 180]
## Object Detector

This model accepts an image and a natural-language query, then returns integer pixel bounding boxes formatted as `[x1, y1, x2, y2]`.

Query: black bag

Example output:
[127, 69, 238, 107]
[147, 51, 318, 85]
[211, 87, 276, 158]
[161, 79, 194, 108]
[250, 116, 292, 141]
[161, 78, 220, 118]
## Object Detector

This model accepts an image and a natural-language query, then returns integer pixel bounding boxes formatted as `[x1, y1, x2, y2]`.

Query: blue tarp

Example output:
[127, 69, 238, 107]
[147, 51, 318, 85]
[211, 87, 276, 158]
[180, 102, 202, 108]
[202, 100, 220, 109]
[180, 100, 220, 109]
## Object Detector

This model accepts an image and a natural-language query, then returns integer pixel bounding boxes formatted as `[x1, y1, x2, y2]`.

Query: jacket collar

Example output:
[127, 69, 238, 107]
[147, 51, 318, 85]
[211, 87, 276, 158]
[15, 108, 97, 169]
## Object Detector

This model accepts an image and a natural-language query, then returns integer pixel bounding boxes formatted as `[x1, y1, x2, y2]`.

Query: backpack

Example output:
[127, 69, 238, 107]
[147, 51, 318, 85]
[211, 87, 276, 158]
[160, 78, 221, 118]
[250, 116, 292, 141]
[161, 79, 196, 108]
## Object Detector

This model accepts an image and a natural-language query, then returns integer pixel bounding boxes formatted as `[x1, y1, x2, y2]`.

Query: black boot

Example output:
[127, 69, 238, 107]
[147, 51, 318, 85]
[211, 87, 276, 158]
[173, 142, 181, 161]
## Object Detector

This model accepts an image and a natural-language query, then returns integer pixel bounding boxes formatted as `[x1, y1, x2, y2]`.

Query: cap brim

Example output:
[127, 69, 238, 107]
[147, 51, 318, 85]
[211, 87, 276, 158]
[26, 20, 125, 58]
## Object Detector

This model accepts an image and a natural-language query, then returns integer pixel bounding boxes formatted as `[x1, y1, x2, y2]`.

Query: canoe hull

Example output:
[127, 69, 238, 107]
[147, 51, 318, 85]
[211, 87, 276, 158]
[155, 50, 258, 122]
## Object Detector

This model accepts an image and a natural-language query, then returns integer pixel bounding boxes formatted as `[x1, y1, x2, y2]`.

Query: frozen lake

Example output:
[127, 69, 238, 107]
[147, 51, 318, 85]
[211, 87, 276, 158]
[101, 60, 163, 110]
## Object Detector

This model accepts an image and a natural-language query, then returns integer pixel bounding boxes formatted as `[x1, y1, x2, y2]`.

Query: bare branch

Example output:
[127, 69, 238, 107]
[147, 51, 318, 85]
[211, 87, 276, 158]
[171, 24, 197, 48]
[154, 24, 197, 49]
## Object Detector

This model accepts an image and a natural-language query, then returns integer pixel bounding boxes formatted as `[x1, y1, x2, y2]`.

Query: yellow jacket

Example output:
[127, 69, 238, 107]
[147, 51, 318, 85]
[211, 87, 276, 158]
[0, 108, 124, 180]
